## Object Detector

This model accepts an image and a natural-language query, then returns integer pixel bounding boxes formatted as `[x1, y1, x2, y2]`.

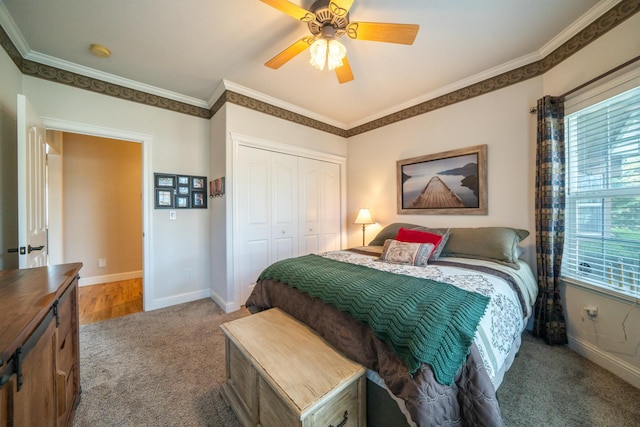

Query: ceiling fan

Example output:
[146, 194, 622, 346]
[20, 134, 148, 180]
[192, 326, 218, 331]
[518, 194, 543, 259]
[261, 0, 420, 84]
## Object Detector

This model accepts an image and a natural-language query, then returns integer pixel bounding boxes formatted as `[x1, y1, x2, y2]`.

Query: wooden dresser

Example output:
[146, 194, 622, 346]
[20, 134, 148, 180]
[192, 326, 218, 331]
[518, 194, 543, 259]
[220, 308, 366, 427]
[0, 263, 83, 427]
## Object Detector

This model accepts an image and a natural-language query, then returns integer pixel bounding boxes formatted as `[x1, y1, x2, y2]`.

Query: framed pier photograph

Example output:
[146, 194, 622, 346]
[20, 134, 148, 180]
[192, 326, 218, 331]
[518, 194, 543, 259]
[397, 145, 487, 215]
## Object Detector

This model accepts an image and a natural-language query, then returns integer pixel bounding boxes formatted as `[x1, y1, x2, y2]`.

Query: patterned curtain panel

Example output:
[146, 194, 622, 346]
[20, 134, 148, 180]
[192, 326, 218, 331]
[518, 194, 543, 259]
[533, 96, 568, 345]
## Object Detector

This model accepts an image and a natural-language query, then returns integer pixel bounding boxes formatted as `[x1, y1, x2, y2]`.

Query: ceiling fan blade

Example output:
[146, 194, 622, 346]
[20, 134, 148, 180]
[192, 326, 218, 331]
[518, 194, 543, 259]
[260, 0, 315, 22]
[335, 56, 354, 84]
[265, 37, 314, 69]
[329, 0, 355, 18]
[346, 22, 420, 45]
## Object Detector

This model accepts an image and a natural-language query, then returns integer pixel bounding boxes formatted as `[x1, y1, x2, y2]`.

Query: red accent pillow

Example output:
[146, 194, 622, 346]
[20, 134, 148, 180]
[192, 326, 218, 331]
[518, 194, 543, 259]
[395, 228, 443, 258]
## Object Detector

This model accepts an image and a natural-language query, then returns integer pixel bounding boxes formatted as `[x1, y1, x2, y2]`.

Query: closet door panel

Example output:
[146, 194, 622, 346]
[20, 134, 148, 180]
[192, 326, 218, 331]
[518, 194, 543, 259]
[299, 158, 341, 255]
[299, 165, 320, 256]
[237, 146, 271, 303]
[319, 162, 341, 253]
[271, 153, 298, 262]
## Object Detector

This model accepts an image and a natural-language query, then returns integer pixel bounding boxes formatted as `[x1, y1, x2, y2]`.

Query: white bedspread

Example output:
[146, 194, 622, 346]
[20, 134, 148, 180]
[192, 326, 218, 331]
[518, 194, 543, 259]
[321, 250, 538, 387]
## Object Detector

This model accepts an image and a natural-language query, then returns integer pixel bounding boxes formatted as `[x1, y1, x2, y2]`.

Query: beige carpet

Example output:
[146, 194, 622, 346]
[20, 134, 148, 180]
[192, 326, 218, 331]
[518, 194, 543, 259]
[73, 298, 640, 426]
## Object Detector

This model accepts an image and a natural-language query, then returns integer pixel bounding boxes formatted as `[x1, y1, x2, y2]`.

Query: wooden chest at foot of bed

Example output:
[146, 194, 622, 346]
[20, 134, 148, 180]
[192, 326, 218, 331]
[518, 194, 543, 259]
[220, 308, 366, 427]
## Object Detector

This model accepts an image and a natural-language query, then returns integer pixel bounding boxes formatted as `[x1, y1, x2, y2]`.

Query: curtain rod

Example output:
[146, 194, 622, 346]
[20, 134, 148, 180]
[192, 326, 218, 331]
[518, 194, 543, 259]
[530, 54, 640, 114]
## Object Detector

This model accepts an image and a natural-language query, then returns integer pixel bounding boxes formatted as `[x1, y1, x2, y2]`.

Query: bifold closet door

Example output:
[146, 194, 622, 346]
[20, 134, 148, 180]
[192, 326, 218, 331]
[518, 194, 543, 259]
[299, 157, 341, 255]
[236, 146, 298, 303]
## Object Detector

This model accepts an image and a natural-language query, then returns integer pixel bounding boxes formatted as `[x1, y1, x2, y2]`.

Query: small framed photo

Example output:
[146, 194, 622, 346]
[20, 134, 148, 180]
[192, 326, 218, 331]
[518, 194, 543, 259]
[155, 189, 174, 208]
[177, 186, 190, 195]
[191, 176, 205, 189]
[192, 190, 207, 208]
[211, 177, 225, 197]
[177, 175, 190, 185]
[175, 195, 190, 208]
[155, 174, 176, 188]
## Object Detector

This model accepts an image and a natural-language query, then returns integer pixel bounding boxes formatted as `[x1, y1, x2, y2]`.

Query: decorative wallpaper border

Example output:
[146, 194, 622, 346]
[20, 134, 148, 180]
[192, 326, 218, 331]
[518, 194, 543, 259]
[1, 0, 638, 137]
[219, 90, 348, 138]
[19, 59, 211, 119]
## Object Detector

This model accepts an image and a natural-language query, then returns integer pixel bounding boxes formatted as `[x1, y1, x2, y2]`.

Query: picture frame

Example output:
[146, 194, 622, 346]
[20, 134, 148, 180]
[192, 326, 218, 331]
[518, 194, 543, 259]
[155, 174, 176, 188]
[192, 190, 207, 208]
[211, 177, 225, 198]
[175, 195, 190, 208]
[155, 189, 174, 208]
[191, 176, 205, 190]
[397, 144, 487, 215]
[154, 172, 208, 209]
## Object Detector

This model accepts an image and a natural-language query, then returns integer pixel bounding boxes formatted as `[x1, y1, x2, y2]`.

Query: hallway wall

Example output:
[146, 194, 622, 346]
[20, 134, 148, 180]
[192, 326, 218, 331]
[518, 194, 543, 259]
[62, 133, 143, 284]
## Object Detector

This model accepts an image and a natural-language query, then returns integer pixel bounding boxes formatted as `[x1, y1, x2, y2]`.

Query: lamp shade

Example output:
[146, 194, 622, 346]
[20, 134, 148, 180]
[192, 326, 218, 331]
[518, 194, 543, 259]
[354, 208, 374, 225]
[309, 38, 346, 71]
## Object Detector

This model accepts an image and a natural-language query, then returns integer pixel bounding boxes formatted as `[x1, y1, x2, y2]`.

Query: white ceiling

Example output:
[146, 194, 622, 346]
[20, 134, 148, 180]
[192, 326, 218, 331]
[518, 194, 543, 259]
[0, 0, 611, 128]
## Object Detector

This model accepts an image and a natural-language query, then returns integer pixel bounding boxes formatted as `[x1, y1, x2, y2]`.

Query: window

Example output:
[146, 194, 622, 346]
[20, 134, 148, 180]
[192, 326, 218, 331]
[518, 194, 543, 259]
[562, 82, 640, 298]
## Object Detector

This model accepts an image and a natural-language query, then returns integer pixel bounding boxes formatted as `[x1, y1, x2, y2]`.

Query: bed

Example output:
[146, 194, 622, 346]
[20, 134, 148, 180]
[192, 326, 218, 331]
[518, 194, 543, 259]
[245, 223, 538, 426]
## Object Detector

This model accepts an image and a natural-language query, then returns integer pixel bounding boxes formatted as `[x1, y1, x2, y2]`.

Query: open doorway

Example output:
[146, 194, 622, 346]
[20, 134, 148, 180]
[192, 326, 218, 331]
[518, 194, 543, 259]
[48, 131, 144, 324]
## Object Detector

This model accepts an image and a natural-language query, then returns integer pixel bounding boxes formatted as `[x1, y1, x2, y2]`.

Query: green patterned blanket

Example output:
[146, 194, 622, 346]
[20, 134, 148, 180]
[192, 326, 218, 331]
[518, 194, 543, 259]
[258, 254, 490, 385]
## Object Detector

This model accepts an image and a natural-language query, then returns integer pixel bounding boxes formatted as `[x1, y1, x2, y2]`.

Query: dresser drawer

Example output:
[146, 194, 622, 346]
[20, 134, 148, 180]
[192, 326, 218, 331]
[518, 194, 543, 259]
[58, 328, 76, 376]
[56, 284, 76, 342]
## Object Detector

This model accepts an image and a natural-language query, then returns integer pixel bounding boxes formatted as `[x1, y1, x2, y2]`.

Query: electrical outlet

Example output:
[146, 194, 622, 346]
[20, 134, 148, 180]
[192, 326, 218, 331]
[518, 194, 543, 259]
[186, 269, 192, 279]
[98, 258, 107, 268]
[583, 305, 598, 319]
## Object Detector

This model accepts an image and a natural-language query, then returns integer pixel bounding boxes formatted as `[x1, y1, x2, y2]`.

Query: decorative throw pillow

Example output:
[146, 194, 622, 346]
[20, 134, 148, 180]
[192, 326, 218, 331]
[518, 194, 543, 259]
[395, 227, 444, 259]
[379, 239, 434, 266]
[439, 227, 530, 269]
[369, 223, 425, 246]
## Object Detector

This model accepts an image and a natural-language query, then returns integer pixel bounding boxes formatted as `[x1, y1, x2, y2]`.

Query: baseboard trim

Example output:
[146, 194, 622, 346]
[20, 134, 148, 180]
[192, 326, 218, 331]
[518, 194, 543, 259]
[79, 271, 143, 287]
[567, 333, 640, 389]
[145, 289, 211, 312]
[210, 290, 240, 314]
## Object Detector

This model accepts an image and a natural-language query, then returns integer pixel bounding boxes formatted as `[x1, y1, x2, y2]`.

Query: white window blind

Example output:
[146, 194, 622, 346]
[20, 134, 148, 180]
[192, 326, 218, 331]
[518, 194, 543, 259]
[562, 84, 640, 298]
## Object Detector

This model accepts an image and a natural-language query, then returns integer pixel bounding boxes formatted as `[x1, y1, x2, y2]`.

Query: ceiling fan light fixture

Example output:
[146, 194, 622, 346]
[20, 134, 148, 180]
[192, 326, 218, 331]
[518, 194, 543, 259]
[309, 38, 346, 71]
[309, 38, 328, 70]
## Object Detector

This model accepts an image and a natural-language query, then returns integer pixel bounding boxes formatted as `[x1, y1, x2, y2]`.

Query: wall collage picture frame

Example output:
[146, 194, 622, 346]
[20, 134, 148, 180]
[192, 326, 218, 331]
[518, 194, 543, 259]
[154, 173, 207, 209]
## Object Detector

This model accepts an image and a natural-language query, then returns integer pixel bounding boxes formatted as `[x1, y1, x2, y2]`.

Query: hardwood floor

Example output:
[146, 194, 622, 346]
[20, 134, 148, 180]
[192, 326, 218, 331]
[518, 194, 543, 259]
[78, 278, 143, 325]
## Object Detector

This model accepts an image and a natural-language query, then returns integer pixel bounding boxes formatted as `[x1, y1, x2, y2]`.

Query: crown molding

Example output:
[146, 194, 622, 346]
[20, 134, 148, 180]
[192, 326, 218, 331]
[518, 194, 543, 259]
[0, 1, 29, 56]
[217, 79, 348, 130]
[25, 50, 209, 109]
[539, 0, 621, 58]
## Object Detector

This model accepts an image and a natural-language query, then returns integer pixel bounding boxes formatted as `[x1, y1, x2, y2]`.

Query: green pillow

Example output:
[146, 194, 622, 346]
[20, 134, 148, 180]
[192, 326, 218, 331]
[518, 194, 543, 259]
[440, 227, 529, 269]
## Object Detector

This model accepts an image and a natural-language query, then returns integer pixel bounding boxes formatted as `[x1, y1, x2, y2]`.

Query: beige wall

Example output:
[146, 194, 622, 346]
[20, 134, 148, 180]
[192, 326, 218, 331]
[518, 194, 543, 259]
[346, 78, 540, 268]
[62, 133, 142, 280]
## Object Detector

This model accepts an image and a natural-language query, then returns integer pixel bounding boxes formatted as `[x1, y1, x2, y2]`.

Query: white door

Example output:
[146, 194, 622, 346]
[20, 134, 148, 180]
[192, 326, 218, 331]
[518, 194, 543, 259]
[299, 157, 341, 255]
[16, 94, 48, 268]
[236, 146, 299, 304]
[270, 152, 298, 262]
[236, 145, 271, 303]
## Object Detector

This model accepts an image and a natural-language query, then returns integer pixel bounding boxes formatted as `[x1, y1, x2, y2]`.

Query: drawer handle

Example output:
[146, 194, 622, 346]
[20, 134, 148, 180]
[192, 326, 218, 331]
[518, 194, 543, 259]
[329, 410, 348, 427]
[60, 336, 66, 350]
